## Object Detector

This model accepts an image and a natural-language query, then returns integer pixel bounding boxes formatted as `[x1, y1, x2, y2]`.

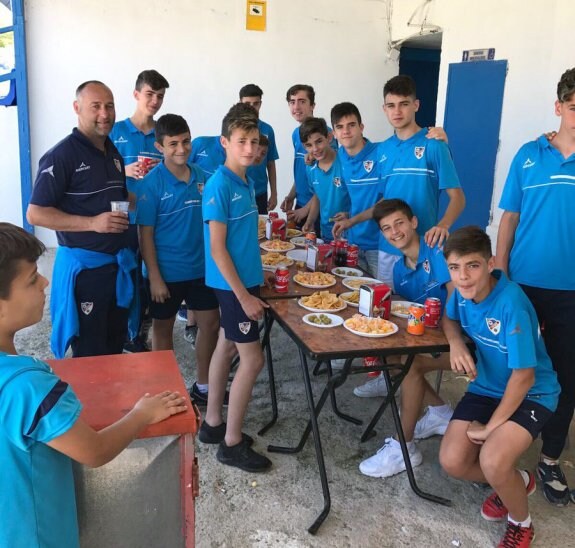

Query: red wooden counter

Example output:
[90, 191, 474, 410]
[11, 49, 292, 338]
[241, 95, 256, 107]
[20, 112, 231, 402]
[49, 350, 199, 548]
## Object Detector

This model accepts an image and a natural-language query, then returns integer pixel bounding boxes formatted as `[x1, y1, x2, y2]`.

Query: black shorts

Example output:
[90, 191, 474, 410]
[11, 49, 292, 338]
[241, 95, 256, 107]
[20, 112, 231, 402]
[451, 392, 553, 440]
[147, 278, 218, 320]
[256, 192, 268, 215]
[214, 286, 261, 343]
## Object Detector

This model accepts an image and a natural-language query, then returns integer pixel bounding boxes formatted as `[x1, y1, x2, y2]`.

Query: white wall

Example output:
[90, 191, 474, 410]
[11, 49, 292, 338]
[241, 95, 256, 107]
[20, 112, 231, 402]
[12, 0, 397, 245]
[391, 0, 575, 239]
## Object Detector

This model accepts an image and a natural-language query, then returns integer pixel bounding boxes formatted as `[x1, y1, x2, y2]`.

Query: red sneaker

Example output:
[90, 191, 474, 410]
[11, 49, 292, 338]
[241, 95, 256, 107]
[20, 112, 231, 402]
[481, 471, 536, 521]
[497, 522, 535, 548]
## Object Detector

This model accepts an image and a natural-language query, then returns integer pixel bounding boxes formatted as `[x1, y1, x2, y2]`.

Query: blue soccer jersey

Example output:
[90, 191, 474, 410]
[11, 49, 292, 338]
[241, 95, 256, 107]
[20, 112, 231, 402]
[499, 136, 575, 290]
[306, 156, 351, 241]
[191, 136, 226, 179]
[338, 140, 386, 251]
[109, 118, 162, 194]
[293, 125, 337, 207]
[248, 119, 280, 197]
[0, 353, 83, 548]
[393, 237, 451, 305]
[136, 161, 207, 282]
[446, 271, 560, 411]
[203, 165, 263, 290]
[379, 128, 461, 253]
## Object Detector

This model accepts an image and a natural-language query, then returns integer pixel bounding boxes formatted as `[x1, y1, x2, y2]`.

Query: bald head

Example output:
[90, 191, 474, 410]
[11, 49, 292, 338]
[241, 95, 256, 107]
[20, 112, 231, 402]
[73, 81, 115, 148]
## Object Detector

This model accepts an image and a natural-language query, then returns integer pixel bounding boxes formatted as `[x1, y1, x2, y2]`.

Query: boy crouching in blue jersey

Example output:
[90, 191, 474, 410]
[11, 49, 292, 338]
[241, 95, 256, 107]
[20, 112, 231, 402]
[358, 199, 454, 477]
[0, 222, 187, 548]
[439, 227, 560, 548]
[300, 117, 351, 241]
[200, 103, 273, 472]
[137, 114, 221, 407]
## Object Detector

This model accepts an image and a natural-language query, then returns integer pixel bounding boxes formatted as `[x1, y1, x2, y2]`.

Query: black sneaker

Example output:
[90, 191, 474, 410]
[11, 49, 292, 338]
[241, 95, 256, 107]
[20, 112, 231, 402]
[216, 438, 272, 472]
[198, 420, 254, 446]
[188, 383, 229, 407]
[184, 324, 198, 348]
[123, 336, 150, 353]
[570, 489, 575, 504]
[537, 460, 570, 506]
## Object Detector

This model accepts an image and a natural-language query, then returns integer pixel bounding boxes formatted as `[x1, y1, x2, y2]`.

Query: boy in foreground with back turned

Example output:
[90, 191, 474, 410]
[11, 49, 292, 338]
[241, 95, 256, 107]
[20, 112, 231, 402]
[200, 103, 272, 472]
[0, 222, 187, 547]
[439, 227, 559, 548]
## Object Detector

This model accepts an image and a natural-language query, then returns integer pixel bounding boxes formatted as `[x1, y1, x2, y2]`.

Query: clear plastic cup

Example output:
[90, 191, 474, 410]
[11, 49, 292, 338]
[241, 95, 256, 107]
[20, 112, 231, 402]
[110, 201, 130, 213]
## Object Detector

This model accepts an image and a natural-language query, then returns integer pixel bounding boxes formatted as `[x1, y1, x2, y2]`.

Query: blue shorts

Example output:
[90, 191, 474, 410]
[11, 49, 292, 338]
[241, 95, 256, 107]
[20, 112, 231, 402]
[147, 278, 218, 320]
[214, 286, 261, 343]
[451, 392, 553, 440]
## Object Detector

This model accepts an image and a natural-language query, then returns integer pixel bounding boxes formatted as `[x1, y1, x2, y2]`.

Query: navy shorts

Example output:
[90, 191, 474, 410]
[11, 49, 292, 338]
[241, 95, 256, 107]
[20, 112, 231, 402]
[214, 286, 261, 343]
[147, 278, 218, 320]
[451, 392, 553, 440]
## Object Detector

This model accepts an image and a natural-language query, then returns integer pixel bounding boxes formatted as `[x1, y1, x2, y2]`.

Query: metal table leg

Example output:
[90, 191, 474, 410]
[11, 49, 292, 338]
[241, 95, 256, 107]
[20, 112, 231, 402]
[258, 312, 279, 436]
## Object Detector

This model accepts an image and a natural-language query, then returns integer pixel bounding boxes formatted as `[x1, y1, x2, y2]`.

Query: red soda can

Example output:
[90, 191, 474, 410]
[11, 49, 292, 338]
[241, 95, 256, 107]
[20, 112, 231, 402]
[274, 266, 289, 293]
[305, 232, 317, 248]
[407, 303, 425, 335]
[424, 297, 441, 328]
[346, 244, 359, 267]
[334, 238, 348, 267]
[268, 212, 279, 220]
[363, 356, 382, 377]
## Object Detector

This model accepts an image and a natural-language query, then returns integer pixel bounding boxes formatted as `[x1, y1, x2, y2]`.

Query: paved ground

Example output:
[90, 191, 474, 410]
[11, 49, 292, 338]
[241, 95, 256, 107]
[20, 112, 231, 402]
[17, 249, 575, 547]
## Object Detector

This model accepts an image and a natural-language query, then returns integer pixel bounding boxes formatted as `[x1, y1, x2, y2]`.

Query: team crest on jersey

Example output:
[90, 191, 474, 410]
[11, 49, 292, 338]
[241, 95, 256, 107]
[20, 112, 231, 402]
[486, 317, 501, 335]
[414, 146, 425, 159]
[333, 177, 341, 188]
[363, 160, 374, 173]
[114, 159, 122, 173]
[81, 302, 94, 315]
[197, 182, 204, 195]
[422, 259, 430, 274]
[238, 322, 252, 335]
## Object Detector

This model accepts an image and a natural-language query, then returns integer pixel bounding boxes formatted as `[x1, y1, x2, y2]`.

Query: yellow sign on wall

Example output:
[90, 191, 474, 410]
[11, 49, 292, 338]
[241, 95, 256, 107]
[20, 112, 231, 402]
[246, 0, 266, 32]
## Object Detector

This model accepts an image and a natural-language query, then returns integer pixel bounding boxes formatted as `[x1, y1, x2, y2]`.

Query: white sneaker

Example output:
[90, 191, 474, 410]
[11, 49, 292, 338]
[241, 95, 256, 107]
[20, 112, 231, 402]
[353, 374, 388, 398]
[413, 405, 453, 439]
[359, 437, 422, 478]
[330, 359, 347, 371]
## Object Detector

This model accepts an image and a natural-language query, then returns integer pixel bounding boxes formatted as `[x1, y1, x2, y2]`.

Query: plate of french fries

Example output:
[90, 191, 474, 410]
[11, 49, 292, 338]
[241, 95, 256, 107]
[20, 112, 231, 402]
[293, 271, 336, 288]
[287, 228, 303, 238]
[298, 291, 347, 312]
[339, 290, 360, 307]
[261, 252, 295, 271]
[342, 276, 381, 290]
[391, 300, 417, 319]
[343, 314, 398, 337]
[260, 239, 296, 252]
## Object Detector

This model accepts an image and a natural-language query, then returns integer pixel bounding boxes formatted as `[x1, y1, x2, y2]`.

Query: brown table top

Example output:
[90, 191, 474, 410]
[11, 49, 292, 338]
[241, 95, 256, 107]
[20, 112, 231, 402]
[48, 350, 198, 439]
[266, 298, 451, 360]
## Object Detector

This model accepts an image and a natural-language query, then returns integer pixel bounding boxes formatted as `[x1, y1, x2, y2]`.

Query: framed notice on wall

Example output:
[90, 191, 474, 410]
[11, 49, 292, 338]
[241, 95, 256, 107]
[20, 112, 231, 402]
[246, 1, 267, 31]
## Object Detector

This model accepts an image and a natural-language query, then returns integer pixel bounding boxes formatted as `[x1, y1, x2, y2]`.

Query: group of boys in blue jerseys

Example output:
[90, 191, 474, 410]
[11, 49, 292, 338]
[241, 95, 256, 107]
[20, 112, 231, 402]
[3, 66, 574, 547]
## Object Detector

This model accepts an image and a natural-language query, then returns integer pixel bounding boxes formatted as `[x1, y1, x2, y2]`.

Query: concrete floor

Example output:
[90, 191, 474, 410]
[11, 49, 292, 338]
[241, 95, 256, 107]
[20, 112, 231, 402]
[17, 249, 575, 548]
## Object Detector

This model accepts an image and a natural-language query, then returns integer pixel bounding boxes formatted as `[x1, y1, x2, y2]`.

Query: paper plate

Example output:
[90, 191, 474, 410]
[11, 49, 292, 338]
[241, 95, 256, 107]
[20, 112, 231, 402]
[302, 313, 344, 328]
[286, 249, 307, 262]
[339, 291, 360, 308]
[260, 240, 296, 252]
[298, 297, 347, 313]
[287, 228, 303, 238]
[290, 236, 324, 248]
[293, 274, 336, 289]
[343, 318, 399, 338]
[331, 267, 363, 278]
[342, 276, 381, 290]
[390, 300, 418, 319]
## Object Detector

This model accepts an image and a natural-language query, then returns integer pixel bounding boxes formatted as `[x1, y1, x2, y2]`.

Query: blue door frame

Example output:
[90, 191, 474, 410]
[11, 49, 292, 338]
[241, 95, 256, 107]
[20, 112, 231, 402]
[0, 0, 32, 231]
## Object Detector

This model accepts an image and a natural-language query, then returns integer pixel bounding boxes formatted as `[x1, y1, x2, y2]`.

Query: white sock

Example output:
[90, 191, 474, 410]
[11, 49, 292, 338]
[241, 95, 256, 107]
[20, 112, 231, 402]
[196, 383, 209, 393]
[406, 440, 415, 451]
[542, 456, 558, 466]
[508, 514, 532, 528]
[519, 469, 530, 488]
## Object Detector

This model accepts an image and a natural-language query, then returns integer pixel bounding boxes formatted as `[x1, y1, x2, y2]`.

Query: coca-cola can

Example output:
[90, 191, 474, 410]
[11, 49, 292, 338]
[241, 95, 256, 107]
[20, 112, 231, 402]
[274, 266, 290, 293]
[346, 244, 359, 267]
[424, 297, 442, 328]
[363, 356, 382, 377]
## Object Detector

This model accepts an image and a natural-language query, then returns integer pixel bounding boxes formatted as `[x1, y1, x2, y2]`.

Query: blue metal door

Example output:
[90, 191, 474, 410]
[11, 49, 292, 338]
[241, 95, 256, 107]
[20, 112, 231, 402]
[440, 60, 507, 230]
